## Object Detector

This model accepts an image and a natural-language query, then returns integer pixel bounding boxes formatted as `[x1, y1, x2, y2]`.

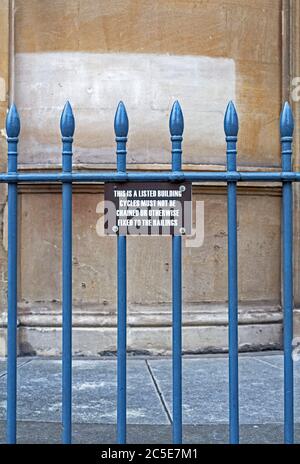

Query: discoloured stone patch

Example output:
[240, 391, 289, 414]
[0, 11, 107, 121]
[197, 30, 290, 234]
[148, 355, 300, 425]
[0, 359, 169, 424]
[15, 52, 235, 165]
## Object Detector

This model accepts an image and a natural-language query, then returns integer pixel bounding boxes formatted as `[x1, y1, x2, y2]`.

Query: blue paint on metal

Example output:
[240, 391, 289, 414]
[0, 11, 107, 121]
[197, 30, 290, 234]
[114, 101, 129, 140]
[6, 104, 20, 444]
[170, 100, 184, 444]
[280, 102, 294, 444]
[169, 100, 184, 139]
[60, 101, 75, 444]
[224, 101, 239, 138]
[61, 101, 75, 138]
[6, 104, 21, 140]
[280, 102, 294, 138]
[114, 101, 128, 444]
[224, 101, 239, 444]
[4, 171, 300, 183]
[3, 98, 298, 446]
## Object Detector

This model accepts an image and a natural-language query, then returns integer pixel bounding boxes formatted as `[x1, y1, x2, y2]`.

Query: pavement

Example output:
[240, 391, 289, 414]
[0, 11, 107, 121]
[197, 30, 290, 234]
[0, 352, 300, 444]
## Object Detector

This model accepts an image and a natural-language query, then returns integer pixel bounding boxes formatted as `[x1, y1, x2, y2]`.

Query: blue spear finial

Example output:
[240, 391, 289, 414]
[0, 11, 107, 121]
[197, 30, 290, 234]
[169, 100, 184, 137]
[114, 101, 129, 138]
[280, 101, 294, 138]
[224, 101, 239, 138]
[60, 101, 75, 138]
[6, 104, 20, 139]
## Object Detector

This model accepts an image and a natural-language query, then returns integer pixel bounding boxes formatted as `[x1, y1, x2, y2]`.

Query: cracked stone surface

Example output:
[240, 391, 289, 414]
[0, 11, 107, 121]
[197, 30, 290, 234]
[148, 355, 300, 425]
[0, 359, 168, 425]
[0, 352, 299, 443]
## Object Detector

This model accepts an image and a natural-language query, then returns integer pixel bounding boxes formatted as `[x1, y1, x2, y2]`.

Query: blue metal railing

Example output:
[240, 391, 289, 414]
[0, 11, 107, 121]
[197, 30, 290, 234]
[61, 102, 74, 444]
[281, 103, 295, 444]
[170, 101, 184, 444]
[225, 102, 239, 444]
[115, 101, 128, 444]
[3, 99, 296, 444]
[6, 104, 19, 444]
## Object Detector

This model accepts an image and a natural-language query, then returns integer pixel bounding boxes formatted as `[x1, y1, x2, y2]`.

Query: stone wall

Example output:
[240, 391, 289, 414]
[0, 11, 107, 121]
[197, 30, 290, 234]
[14, 0, 281, 168]
[1, 0, 296, 355]
[0, 0, 9, 354]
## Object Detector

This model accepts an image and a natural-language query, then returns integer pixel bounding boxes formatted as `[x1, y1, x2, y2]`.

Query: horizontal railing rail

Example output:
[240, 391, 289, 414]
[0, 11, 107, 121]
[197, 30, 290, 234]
[3, 99, 296, 445]
[0, 171, 300, 182]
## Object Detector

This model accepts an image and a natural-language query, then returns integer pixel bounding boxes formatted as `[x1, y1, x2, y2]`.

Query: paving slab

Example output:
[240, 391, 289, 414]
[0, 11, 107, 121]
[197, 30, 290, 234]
[254, 355, 300, 377]
[0, 359, 169, 425]
[148, 357, 229, 424]
[1, 421, 300, 444]
[1, 354, 300, 444]
[148, 355, 300, 426]
[0, 361, 7, 377]
[0, 358, 30, 377]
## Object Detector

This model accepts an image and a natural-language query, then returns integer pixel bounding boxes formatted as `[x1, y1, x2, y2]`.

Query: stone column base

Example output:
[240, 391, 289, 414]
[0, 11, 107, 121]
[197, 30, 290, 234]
[0, 312, 22, 357]
[293, 309, 300, 337]
[0, 302, 282, 357]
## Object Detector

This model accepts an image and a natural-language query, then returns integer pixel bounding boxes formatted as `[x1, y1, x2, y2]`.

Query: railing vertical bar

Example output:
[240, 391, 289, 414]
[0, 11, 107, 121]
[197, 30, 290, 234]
[60, 102, 75, 444]
[224, 102, 239, 444]
[117, 234, 126, 443]
[280, 102, 294, 444]
[169, 101, 184, 444]
[172, 235, 182, 443]
[114, 102, 129, 444]
[6, 104, 20, 444]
